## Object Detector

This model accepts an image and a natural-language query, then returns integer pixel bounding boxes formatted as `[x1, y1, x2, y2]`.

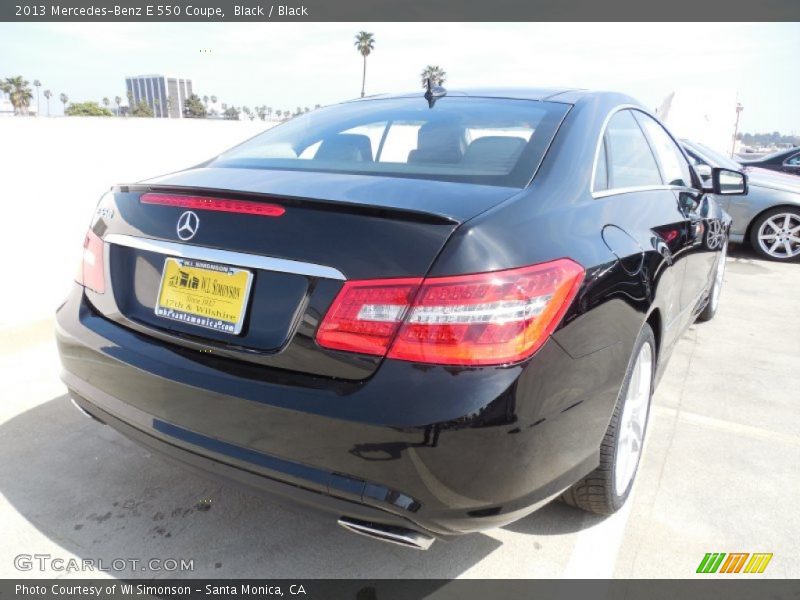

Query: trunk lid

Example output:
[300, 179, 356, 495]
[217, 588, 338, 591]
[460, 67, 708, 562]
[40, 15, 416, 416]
[88, 167, 520, 379]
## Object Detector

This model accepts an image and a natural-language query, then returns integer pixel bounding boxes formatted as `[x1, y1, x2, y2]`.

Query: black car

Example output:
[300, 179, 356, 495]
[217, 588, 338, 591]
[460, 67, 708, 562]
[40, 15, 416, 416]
[57, 88, 740, 549]
[740, 146, 800, 176]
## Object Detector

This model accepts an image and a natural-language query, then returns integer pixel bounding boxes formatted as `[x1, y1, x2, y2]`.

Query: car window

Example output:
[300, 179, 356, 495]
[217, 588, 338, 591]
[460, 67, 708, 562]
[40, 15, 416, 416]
[786, 152, 800, 166]
[635, 113, 693, 188]
[603, 110, 662, 190]
[684, 141, 741, 171]
[684, 149, 704, 168]
[593, 138, 609, 191]
[210, 97, 570, 188]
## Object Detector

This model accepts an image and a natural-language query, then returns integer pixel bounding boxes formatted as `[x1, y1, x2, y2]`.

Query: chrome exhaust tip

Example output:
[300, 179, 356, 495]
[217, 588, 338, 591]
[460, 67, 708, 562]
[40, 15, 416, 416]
[337, 517, 435, 550]
[69, 397, 104, 424]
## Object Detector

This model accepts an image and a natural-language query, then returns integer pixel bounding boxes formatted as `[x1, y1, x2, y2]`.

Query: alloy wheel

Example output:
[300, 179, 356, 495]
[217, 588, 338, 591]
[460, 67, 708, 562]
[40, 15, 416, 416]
[710, 242, 727, 313]
[705, 219, 726, 250]
[614, 341, 653, 494]
[757, 213, 800, 259]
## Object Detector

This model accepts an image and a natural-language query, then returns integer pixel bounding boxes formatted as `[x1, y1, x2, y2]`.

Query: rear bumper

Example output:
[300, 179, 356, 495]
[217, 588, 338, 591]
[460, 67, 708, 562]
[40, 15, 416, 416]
[67, 386, 439, 540]
[56, 284, 624, 536]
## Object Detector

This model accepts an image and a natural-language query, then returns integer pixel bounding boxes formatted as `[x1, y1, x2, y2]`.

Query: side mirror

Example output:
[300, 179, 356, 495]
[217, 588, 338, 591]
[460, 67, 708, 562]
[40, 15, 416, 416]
[710, 167, 747, 195]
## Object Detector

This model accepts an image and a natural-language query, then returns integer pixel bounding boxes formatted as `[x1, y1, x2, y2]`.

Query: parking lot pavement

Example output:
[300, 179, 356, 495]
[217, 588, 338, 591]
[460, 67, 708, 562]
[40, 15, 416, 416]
[1, 245, 797, 579]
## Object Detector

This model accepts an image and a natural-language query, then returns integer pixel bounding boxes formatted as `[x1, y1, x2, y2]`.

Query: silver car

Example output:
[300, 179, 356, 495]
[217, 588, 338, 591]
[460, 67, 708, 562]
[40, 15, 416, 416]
[683, 139, 800, 262]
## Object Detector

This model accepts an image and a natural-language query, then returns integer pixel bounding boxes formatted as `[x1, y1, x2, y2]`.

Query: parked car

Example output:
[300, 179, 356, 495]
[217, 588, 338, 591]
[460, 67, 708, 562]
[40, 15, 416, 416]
[57, 89, 738, 549]
[683, 139, 800, 262]
[739, 146, 800, 176]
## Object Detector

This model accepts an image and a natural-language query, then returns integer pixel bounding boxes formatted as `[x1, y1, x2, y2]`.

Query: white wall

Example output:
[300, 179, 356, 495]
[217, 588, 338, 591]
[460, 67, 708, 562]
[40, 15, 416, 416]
[0, 117, 271, 328]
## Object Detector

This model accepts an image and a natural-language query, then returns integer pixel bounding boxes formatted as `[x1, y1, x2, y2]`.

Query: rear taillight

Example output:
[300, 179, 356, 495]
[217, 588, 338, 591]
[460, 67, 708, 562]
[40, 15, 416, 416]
[141, 193, 285, 217]
[317, 259, 584, 366]
[316, 278, 423, 356]
[77, 229, 105, 294]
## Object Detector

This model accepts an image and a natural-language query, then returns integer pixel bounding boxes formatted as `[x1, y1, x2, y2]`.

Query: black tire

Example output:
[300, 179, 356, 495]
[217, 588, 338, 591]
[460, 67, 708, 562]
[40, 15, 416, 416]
[696, 242, 727, 322]
[561, 323, 656, 515]
[749, 207, 800, 263]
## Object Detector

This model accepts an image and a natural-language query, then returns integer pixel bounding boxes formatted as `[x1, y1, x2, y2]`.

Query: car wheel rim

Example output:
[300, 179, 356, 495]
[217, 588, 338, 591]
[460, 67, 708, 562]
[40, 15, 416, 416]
[757, 213, 800, 259]
[706, 220, 725, 250]
[710, 242, 727, 312]
[614, 341, 653, 495]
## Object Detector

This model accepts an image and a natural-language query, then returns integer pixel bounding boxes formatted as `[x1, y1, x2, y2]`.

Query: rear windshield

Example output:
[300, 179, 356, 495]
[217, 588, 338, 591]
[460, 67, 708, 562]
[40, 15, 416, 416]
[209, 96, 570, 187]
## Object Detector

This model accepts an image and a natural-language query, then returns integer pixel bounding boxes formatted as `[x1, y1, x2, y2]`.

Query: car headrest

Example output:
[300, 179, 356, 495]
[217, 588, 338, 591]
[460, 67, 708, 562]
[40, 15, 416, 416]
[315, 134, 373, 162]
[462, 136, 527, 171]
[408, 121, 467, 164]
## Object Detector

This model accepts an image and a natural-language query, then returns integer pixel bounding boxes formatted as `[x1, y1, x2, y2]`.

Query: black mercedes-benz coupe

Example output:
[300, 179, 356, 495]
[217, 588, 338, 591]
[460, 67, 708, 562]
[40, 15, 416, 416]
[57, 88, 740, 549]
[740, 146, 800, 177]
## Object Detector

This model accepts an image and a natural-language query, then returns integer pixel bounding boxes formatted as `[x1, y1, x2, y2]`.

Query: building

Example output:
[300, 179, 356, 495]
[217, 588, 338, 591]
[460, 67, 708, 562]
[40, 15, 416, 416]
[0, 89, 15, 117]
[0, 90, 17, 117]
[125, 75, 193, 118]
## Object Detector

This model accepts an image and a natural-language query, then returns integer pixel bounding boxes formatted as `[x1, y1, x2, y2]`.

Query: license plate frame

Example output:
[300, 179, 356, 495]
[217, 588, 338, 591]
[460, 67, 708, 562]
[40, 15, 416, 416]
[154, 257, 254, 335]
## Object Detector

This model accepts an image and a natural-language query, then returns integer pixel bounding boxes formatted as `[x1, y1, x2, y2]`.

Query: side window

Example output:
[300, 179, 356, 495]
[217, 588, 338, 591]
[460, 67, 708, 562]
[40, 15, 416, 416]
[636, 113, 693, 188]
[683, 148, 712, 182]
[786, 153, 800, 166]
[684, 150, 702, 168]
[593, 138, 609, 191]
[604, 110, 662, 190]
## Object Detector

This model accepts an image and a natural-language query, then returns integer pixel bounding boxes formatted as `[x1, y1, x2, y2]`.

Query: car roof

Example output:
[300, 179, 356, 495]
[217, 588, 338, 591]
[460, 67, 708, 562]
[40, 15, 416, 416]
[347, 87, 605, 105]
[738, 147, 796, 164]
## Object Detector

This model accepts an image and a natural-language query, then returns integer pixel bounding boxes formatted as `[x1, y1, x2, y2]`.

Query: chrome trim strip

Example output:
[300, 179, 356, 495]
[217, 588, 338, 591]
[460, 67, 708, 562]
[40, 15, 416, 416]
[592, 184, 695, 199]
[104, 233, 346, 280]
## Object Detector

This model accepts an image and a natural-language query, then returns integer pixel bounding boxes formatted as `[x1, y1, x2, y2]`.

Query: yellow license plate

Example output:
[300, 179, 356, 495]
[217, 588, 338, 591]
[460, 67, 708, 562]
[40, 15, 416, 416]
[155, 257, 253, 335]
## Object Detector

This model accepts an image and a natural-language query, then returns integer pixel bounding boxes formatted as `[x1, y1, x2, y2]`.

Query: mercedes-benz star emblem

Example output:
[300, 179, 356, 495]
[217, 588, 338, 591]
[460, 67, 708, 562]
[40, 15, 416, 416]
[176, 211, 199, 241]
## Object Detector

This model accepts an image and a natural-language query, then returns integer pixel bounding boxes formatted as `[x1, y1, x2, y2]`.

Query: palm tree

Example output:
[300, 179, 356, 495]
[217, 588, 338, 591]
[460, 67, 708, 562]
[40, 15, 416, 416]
[420, 65, 447, 88]
[33, 79, 41, 116]
[102, 97, 110, 112]
[221, 103, 228, 111]
[43, 89, 52, 116]
[203, 95, 209, 108]
[114, 96, 122, 116]
[210, 95, 217, 105]
[354, 31, 375, 98]
[276, 109, 282, 119]
[2, 76, 34, 115]
[59, 93, 68, 114]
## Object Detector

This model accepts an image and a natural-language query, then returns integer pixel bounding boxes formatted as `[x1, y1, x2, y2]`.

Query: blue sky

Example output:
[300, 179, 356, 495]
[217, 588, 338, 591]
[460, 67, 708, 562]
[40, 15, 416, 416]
[1, 22, 798, 134]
